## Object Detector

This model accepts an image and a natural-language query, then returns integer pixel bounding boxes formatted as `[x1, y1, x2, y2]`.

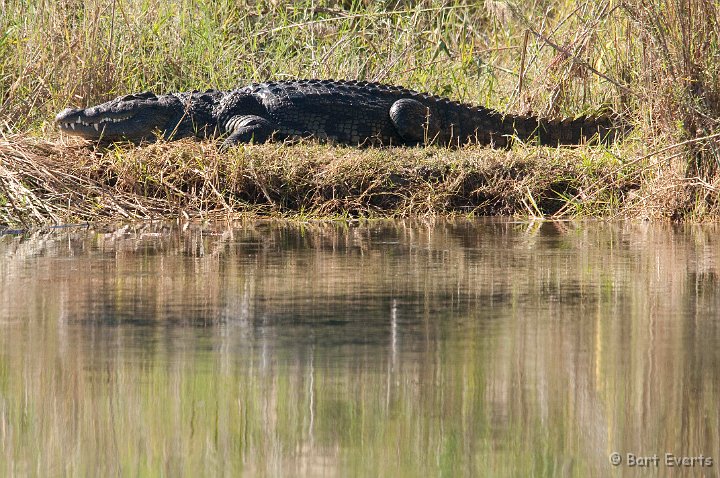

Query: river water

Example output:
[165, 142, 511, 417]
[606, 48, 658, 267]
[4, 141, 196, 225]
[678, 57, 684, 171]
[1, 219, 718, 476]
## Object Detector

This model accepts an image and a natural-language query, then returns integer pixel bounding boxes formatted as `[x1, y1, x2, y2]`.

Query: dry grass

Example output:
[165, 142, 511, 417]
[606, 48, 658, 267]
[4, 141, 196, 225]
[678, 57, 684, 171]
[620, 0, 720, 218]
[0, 134, 652, 227]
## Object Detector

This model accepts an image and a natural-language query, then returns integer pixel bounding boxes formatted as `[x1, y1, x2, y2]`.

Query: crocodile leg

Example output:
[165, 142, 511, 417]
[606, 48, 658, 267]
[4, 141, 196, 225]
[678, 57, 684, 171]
[389, 98, 442, 145]
[220, 115, 276, 150]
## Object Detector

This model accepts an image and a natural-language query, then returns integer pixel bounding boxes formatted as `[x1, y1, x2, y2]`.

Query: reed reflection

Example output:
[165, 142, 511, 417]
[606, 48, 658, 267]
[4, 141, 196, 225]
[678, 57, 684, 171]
[0, 220, 718, 476]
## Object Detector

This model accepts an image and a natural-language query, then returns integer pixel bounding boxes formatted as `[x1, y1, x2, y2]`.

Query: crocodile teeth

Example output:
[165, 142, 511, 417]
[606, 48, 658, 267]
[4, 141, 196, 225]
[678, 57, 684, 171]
[60, 114, 132, 132]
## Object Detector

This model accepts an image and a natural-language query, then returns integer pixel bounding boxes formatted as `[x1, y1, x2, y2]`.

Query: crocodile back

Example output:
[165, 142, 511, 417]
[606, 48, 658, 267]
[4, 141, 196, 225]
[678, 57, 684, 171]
[228, 79, 453, 145]
[219, 79, 621, 147]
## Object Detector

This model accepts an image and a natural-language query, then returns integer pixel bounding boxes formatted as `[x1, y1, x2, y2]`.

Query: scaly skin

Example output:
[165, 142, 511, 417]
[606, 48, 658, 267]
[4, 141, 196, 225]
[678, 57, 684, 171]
[55, 79, 621, 149]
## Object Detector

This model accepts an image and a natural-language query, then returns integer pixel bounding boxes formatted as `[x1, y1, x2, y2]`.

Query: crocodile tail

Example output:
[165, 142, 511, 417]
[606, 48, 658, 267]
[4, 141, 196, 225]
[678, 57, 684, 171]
[508, 113, 622, 146]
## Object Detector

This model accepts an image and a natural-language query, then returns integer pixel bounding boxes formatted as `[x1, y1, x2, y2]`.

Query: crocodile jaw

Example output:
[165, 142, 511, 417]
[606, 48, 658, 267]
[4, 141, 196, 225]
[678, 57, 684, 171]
[55, 108, 141, 139]
[55, 92, 183, 141]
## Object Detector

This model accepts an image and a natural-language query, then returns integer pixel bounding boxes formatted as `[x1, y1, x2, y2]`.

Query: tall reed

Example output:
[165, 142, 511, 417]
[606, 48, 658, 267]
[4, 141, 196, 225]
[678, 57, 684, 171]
[622, 0, 720, 217]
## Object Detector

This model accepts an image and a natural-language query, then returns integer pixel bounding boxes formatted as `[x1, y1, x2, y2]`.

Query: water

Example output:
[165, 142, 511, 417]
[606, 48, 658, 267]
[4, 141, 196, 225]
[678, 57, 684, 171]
[1, 220, 719, 477]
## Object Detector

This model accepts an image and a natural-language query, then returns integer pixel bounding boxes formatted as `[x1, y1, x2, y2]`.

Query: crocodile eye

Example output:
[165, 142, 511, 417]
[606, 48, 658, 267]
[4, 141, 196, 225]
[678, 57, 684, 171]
[119, 91, 156, 102]
[135, 91, 157, 99]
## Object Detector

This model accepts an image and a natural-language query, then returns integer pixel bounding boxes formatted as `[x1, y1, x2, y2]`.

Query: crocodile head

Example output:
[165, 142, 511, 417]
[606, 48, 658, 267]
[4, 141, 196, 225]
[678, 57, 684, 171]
[55, 92, 186, 142]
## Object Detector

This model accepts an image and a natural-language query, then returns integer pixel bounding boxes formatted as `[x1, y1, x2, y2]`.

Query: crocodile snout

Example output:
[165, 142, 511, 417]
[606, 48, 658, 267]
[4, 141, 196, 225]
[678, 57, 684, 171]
[55, 107, 85, 124]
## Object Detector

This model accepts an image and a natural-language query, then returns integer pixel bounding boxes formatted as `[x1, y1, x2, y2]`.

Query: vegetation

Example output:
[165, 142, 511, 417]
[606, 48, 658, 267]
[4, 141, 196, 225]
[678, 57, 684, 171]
[1, 0, 719, 226]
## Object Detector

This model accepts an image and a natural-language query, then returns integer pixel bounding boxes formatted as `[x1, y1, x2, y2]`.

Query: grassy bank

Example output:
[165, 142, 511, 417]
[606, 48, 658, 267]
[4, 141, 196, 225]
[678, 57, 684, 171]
[0, 134, 679, 225]
[1, 0, 719, 225]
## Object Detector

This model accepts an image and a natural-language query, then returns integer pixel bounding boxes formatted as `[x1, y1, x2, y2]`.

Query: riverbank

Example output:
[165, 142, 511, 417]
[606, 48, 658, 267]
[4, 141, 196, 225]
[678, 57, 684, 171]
[2, 1, 720, 225]
[0, 132, 705, 227]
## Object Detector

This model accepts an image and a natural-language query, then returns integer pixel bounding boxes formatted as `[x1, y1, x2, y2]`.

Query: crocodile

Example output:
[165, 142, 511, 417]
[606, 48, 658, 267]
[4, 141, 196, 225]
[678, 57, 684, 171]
[55, 79, 621, 149]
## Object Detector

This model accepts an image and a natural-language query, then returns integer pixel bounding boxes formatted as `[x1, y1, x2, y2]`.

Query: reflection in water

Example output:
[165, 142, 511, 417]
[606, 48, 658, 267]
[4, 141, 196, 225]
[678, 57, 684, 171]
[1, 220, 719, 476]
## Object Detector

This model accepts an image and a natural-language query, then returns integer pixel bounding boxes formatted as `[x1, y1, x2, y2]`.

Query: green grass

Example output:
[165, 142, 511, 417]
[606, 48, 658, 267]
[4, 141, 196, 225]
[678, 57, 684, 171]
[1, 0, 720, 225]
[1, 1, 629, 129]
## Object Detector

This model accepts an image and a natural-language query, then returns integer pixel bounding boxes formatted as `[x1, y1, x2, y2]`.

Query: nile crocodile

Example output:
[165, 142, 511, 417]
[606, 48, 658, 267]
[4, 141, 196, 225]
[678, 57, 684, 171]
[56, 79, 620, 149]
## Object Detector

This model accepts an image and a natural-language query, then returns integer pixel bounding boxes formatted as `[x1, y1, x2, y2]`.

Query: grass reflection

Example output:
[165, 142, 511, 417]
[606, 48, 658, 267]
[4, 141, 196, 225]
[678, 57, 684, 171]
[1, 220, 719, 476]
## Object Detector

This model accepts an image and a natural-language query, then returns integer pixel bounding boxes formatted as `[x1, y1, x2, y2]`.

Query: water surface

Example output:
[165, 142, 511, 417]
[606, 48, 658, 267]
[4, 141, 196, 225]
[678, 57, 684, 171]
[1, 220, 719, 476]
